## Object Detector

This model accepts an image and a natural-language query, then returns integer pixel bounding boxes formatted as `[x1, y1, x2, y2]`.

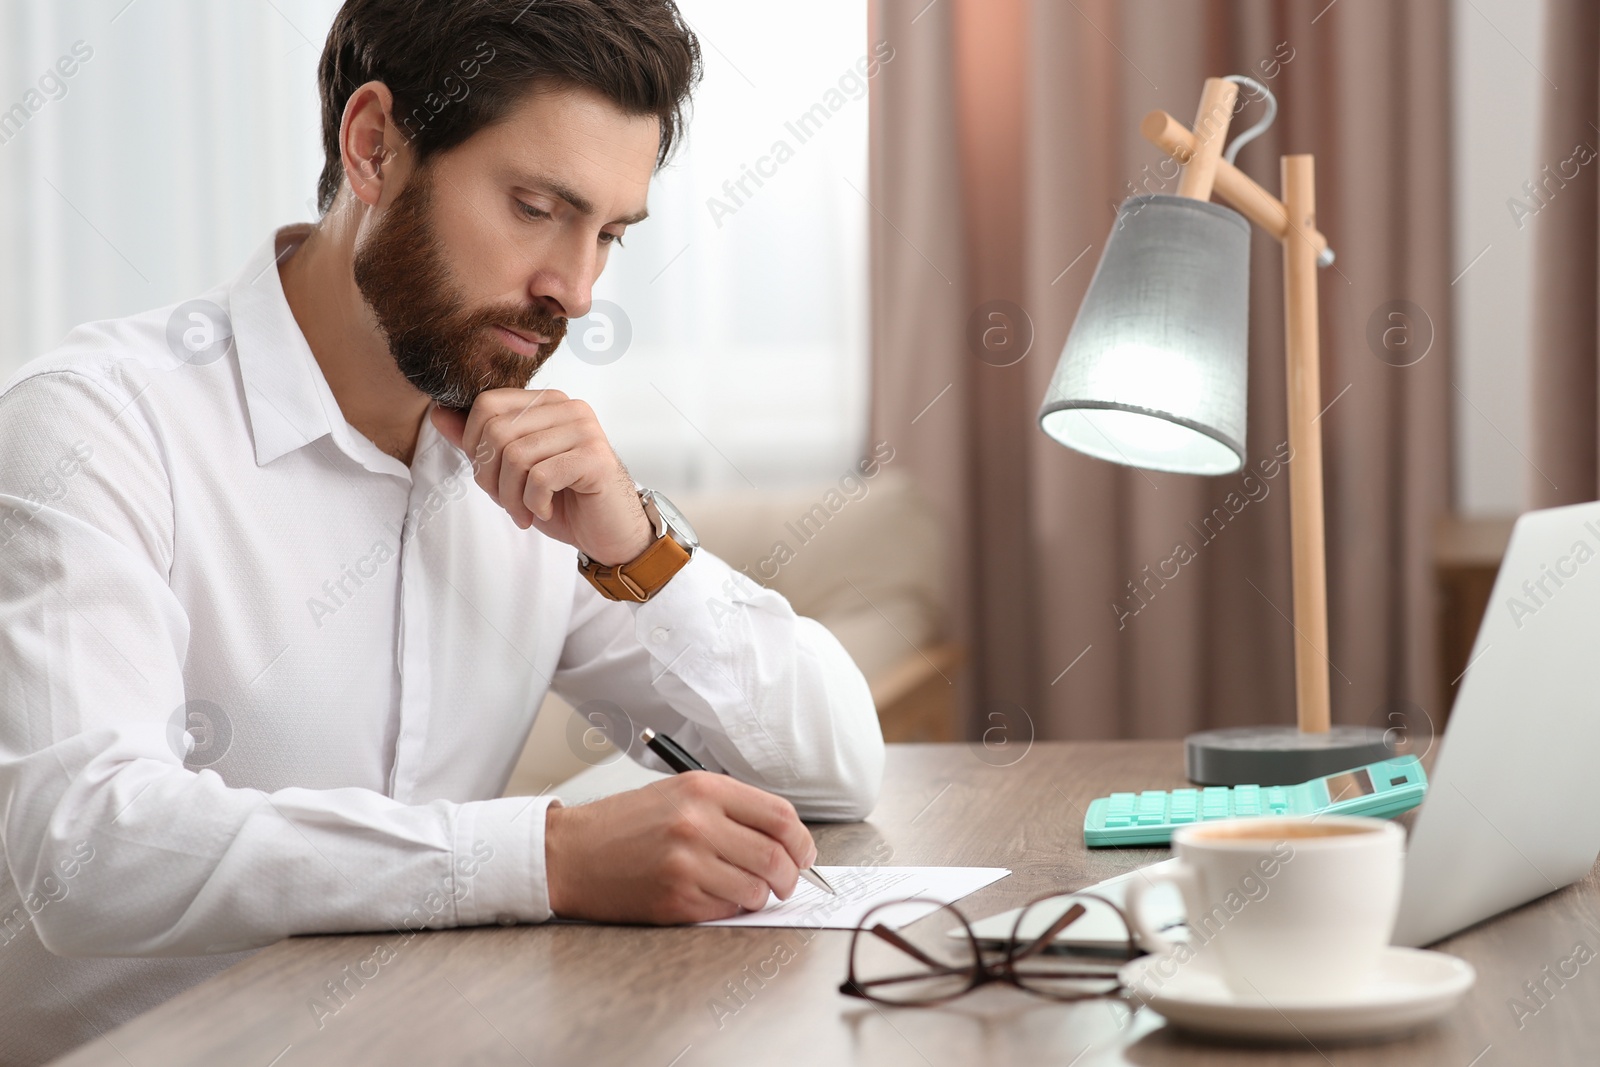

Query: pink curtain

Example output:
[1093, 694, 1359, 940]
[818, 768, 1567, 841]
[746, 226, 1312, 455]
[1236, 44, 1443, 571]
[870, 0, 1454, 740]
[1529, 0, 1600, 507]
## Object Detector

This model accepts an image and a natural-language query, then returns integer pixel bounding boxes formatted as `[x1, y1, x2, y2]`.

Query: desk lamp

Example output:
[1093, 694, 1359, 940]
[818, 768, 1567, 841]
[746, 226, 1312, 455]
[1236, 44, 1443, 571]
[1037, 75, 1391, 785]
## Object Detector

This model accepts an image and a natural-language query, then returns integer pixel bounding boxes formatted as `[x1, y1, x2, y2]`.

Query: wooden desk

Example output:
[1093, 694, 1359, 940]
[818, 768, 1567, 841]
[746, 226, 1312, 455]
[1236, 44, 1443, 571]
[53, 743, 1600, 1066]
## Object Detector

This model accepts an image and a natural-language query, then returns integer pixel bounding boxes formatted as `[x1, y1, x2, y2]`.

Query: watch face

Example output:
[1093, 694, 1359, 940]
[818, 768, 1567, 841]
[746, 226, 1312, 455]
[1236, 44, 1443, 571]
[646, 490, 699, 550]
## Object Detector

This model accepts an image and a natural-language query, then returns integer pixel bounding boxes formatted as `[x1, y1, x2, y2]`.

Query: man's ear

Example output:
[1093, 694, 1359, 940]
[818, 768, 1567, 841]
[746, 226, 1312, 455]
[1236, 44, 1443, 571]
[340, 80, 401, 209]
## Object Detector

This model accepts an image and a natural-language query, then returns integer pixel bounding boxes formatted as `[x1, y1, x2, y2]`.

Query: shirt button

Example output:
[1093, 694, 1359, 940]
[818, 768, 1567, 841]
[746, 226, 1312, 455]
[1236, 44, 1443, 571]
[650, 626, 671, 644]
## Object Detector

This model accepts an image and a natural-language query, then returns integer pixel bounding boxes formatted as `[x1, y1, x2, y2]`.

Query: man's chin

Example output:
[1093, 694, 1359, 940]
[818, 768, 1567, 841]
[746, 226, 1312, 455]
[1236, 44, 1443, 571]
[394, 336, 550, 412]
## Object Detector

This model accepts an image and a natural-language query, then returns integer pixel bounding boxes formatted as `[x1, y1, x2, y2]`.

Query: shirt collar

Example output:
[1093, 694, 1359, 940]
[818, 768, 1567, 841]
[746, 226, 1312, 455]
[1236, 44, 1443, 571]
[227, 224, 438, 479]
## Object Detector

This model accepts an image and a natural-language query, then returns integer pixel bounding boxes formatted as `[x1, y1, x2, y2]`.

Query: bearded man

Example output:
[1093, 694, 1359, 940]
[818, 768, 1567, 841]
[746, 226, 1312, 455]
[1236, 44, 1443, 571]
[0, 3, 883, 1062]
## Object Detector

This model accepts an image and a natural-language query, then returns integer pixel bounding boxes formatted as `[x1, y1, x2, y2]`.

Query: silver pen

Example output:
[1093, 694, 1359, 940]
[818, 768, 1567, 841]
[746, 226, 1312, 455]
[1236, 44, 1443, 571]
[640, 727, 836, 895]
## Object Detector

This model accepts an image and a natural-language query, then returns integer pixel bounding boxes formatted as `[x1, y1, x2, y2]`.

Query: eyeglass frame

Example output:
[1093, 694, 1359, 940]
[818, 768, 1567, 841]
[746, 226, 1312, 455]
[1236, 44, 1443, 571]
[838, 890, 1142, 1007]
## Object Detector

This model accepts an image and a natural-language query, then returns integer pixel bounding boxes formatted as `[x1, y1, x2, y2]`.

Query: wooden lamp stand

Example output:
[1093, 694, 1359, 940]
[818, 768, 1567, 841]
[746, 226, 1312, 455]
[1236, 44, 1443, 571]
[1142, 77, 1391, 785]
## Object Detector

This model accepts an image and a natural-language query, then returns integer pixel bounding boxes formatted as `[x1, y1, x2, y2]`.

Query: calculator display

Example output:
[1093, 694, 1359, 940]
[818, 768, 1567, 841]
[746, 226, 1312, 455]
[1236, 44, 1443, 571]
[1323, 768, 1375, 801]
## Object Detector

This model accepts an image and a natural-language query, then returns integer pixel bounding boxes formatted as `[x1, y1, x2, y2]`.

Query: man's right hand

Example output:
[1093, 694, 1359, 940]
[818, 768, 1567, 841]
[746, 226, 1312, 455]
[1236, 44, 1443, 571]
[544, 771, 818, 924]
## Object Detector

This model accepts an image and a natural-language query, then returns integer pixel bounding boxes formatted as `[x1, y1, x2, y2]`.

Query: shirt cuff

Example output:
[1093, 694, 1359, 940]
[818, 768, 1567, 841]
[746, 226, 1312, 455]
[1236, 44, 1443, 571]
[450, 794, 562, 927]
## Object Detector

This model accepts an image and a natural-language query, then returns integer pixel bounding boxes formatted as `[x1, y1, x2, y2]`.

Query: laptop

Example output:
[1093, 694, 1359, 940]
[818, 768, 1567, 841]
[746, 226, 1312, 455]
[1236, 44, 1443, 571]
[973, 500, 1600, 952]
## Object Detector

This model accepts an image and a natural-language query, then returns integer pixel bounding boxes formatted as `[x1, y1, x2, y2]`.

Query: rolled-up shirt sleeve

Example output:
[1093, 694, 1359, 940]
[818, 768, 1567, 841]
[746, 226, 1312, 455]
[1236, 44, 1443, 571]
[0, 370, 556, 959]
[552, 542, 886, 822]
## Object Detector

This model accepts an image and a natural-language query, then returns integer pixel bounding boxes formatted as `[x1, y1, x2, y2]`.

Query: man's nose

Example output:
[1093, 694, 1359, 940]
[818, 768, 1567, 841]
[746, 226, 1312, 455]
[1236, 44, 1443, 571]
[530, 238, 596, 320]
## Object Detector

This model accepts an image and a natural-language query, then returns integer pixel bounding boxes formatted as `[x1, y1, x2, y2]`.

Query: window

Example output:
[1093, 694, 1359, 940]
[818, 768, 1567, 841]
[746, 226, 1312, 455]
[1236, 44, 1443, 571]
[0, 1, 871, 496]
[0, 2, 339, 376]
[537, 0, 871, 492]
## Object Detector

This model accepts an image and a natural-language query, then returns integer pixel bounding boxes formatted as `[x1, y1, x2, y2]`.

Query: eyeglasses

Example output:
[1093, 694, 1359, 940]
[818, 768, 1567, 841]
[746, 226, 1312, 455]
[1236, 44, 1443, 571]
[839, 891, 1139, 1006]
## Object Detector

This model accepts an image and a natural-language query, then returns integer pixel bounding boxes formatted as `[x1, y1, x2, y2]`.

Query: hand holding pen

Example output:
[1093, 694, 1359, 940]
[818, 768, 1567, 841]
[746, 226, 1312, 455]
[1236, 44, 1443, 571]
[642, 728, 837, 896]
[543, 735, 826, 924]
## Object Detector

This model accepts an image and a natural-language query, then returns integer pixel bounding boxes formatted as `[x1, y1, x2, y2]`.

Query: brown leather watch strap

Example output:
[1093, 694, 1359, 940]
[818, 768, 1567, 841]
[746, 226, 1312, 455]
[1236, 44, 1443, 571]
[579, 531, 692, 602]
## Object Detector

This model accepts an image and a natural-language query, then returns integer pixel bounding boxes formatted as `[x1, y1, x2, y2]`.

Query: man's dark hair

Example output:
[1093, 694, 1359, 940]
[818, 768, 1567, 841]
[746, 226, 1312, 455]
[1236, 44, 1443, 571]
[314, 0, 701, 215]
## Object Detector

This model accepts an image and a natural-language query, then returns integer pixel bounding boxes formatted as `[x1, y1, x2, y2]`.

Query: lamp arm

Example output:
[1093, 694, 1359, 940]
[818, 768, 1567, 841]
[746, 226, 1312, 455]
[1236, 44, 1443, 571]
[1141, 109, 1337, 267]
[1281, 155, 1333, 735]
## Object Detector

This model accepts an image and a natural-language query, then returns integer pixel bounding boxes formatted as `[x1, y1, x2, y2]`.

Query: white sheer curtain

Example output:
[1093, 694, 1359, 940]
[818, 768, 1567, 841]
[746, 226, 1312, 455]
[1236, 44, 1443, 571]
[0, 0, 339, 372]
[537, 0, 871, 491]
[0, 0, 869, 494]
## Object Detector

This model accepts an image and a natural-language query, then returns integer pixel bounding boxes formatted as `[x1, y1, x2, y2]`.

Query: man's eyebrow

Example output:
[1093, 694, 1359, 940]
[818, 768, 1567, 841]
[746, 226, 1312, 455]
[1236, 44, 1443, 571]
[513, 171, 649, 226]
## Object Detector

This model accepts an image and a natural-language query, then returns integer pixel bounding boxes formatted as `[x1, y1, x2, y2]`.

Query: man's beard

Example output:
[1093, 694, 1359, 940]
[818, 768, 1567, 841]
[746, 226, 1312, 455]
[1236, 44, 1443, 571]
[351, 163, 568, 412]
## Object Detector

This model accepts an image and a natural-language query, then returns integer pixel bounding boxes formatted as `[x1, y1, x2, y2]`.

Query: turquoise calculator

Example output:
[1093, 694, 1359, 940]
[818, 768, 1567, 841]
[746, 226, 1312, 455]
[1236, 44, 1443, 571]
[1083, 756, 1428, 847]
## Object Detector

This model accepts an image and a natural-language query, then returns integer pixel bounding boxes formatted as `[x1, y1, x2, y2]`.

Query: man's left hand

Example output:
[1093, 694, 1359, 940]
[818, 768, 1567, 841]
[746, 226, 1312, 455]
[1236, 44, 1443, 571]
[430, 388, 653, 566]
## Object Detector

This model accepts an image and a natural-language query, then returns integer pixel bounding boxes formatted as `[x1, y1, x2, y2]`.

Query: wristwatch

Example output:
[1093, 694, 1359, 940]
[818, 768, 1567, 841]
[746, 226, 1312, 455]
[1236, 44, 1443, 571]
[577, 488, 698, 602]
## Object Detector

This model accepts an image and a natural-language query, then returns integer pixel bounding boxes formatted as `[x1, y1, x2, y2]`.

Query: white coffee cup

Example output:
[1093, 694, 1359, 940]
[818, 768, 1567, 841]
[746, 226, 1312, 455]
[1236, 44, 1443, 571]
[1125, 815, 1404, 1001]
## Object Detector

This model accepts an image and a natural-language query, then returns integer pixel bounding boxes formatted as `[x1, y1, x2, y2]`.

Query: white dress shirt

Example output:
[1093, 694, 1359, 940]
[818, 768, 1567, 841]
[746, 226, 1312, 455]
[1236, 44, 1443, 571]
[0, 223, 884, 1066]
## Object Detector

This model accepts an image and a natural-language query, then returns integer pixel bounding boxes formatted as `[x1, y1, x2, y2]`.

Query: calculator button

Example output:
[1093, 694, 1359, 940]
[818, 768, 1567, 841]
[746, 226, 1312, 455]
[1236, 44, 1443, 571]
[1201, 787, 1231, 817]
[1135, 793, 1166, 824]
[1104, 813, 1132, 827]
[1168, 809, 1196, 824]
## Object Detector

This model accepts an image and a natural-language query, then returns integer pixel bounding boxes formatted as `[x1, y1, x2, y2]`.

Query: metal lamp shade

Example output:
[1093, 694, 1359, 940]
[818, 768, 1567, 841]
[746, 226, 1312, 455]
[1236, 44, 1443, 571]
[1038, 195, 1251, 475]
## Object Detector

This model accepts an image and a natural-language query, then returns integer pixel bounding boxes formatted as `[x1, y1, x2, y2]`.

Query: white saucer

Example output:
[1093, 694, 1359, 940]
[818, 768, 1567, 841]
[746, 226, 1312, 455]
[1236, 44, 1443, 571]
[1119, 946, 1476, 1043]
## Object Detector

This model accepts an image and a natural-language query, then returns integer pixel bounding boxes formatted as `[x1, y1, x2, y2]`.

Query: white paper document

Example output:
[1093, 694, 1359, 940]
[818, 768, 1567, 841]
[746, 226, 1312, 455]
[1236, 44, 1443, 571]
[697, 866, 1011, 929]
